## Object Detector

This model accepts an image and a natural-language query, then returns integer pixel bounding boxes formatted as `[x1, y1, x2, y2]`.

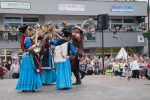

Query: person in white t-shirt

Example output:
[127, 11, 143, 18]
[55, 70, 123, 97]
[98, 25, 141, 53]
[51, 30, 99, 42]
[10, 59, 20, 79]
[131, 54, 139, 79]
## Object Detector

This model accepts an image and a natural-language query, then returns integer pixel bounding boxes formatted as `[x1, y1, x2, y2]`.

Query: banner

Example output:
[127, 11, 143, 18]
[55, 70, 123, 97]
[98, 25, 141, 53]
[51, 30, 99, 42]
[0, 2, 31, 9]
[11, 50, 19, 59]
[59, 4, 85, 11]
[96, 48, 111, 54]
[110, 5, 134, 12]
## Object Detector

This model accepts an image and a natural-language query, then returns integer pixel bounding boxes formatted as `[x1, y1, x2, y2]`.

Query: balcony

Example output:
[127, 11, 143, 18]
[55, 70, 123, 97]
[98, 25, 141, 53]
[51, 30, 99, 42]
[0, 31, 146, 49]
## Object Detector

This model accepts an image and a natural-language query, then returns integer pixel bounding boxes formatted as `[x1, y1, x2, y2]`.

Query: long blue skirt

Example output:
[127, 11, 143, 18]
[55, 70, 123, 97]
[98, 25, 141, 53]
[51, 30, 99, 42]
[40, 52, 56, 84]
[16, 52, 42, 91]
[41, 69, 56, 84]
[55, 58, 72, 89]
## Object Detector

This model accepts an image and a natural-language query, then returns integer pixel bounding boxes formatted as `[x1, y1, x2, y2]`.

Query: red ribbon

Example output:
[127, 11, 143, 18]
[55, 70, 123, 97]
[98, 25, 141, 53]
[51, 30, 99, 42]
[34, 56, 44, 74]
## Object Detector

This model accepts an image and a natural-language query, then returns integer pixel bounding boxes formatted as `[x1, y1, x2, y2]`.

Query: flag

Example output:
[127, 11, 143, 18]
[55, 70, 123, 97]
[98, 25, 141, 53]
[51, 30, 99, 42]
[11, 50, 19, 59]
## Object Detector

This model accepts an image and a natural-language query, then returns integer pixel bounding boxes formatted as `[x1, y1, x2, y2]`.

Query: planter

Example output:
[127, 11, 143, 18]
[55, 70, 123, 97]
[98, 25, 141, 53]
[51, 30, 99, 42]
[142, 32, 150, 38]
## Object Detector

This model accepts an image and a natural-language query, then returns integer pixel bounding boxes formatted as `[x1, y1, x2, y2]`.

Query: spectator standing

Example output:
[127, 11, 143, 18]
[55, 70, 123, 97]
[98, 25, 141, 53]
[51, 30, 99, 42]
[10, 59, 20, 79]
[131, 54, 140, 79]
[6, 60, 12, 79]
[2, 60, 8, 79]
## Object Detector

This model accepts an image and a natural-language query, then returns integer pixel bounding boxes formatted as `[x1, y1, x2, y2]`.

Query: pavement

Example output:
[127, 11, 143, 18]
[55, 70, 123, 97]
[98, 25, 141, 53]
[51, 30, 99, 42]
[0, 75, 150, 100]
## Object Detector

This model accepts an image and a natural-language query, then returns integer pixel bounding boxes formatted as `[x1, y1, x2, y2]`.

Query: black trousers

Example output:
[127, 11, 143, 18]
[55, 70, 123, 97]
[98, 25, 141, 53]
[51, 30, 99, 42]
[132, 70, 139, 79]
[71, 57, 80, 81]
[0, 74, 3, 79]
[12, 73, 19, 79]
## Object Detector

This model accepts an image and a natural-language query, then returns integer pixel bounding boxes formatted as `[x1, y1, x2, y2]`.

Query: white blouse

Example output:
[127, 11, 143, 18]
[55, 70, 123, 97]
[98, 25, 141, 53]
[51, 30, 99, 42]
[131, 60, 139, 70]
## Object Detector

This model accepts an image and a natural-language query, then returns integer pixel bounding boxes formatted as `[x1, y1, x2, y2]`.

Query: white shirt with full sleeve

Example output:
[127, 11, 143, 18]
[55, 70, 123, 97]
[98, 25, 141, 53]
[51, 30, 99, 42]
[131, 60, 139, 70]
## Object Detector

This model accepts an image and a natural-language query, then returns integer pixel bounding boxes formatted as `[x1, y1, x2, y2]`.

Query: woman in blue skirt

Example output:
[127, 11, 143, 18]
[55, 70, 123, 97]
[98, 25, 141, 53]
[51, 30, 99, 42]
[50, 27, 76, 89]
[16, 24, 42, 92]
[40, 38, 56, 84]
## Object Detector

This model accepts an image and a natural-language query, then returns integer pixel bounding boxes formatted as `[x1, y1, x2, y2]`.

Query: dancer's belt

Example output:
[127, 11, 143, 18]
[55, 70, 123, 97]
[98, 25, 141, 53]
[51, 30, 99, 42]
[70, 48, 84, 60]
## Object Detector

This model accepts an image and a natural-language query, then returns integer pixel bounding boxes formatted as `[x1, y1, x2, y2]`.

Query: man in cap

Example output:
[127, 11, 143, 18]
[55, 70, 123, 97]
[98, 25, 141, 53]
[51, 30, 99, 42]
[71, 26, 86, 85]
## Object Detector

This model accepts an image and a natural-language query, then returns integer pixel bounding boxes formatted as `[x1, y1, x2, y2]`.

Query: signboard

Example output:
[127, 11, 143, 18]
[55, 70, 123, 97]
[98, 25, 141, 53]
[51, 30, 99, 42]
[112, 48, 121, 53]
[110, 5, 134, 12]
[0, 2, 31, 9]
[59, 4, 85, 11]
[138, 35, 144, 42]
[96, 48, 111, 54]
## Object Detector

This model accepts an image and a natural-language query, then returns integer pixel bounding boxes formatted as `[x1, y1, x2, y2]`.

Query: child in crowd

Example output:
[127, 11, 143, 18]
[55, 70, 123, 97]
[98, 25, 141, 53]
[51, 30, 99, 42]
[124, 65, 132, 80]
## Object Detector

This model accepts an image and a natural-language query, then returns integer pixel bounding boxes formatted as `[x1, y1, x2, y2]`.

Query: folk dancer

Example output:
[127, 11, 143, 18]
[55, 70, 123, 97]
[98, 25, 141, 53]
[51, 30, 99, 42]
[16, 24, 42, 92]
[49, 27, 77, 89]
[71, 26, 86, 85]
[40, 36, 56, 85]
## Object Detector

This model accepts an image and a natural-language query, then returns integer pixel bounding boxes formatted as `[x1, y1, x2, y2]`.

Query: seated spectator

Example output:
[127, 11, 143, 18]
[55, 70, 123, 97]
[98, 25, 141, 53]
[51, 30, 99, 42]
[124, 65, 132, 80]
[105, 65, 112, 75]
[139, 58, 146, 79]
[80, 60, 87, 74]
[112, 59, 120, 76]
[94, 60, 101, 75]
[86, 60, 93, 75]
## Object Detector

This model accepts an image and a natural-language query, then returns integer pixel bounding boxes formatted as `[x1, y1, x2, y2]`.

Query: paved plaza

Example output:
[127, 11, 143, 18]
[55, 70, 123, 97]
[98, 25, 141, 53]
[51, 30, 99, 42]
[0, 75, 150, 100]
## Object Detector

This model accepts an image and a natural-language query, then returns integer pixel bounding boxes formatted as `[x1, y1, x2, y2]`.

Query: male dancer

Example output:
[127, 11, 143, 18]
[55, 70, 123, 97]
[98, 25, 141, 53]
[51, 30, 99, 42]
[71, 26, 86, 85]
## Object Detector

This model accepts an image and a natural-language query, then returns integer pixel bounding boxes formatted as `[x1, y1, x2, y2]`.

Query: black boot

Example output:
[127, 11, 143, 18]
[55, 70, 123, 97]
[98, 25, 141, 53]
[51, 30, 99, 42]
[79, 69, 86, 79]
[72, 72, 82, 85]
[72, 80, 82, 85]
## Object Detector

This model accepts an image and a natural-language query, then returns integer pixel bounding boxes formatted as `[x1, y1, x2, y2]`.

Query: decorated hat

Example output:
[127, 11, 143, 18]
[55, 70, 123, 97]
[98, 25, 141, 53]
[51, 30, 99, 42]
[62, 26, 72, 37]
[19, 24, 28, 33]
[62, 30, 72, 37]
[74, 26, 83, 32]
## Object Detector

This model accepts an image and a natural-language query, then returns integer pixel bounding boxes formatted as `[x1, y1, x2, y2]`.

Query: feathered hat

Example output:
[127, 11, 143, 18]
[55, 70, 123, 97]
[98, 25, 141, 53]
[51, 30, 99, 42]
[19, 24, 29, 33]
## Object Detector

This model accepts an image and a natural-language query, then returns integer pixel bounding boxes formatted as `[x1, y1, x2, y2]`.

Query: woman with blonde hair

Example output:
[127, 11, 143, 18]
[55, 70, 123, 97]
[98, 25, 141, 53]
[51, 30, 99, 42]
[131, 54, 140, 79]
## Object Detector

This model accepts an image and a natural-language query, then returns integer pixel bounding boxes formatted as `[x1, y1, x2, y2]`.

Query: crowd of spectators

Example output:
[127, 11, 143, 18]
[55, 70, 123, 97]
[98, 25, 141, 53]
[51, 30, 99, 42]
[79, 52, 150, 80]
[1, 52, 150, 81]
[0, 58, 20, 79]
[0, 24, 145, 41]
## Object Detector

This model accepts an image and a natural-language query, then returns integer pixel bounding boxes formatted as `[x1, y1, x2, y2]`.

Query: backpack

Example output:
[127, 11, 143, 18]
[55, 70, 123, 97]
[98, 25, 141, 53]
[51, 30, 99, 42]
[0, 67, 4, 75]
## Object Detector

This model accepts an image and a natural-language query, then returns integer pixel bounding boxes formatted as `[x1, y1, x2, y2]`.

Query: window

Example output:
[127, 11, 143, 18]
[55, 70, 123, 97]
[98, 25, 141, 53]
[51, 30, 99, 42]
[22, 23, 36, 28]
[5, 17, 21, 27]
[111, 24, 122, 28]
[77, 24, 81, 26]
[23, 18, 38, 22]
[5, 23, 21, 28]
[123, 19, 134, 23]
[111, 19, 122, 23]
[0, 49, 4, 55]
[5, 17, 21, 23]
